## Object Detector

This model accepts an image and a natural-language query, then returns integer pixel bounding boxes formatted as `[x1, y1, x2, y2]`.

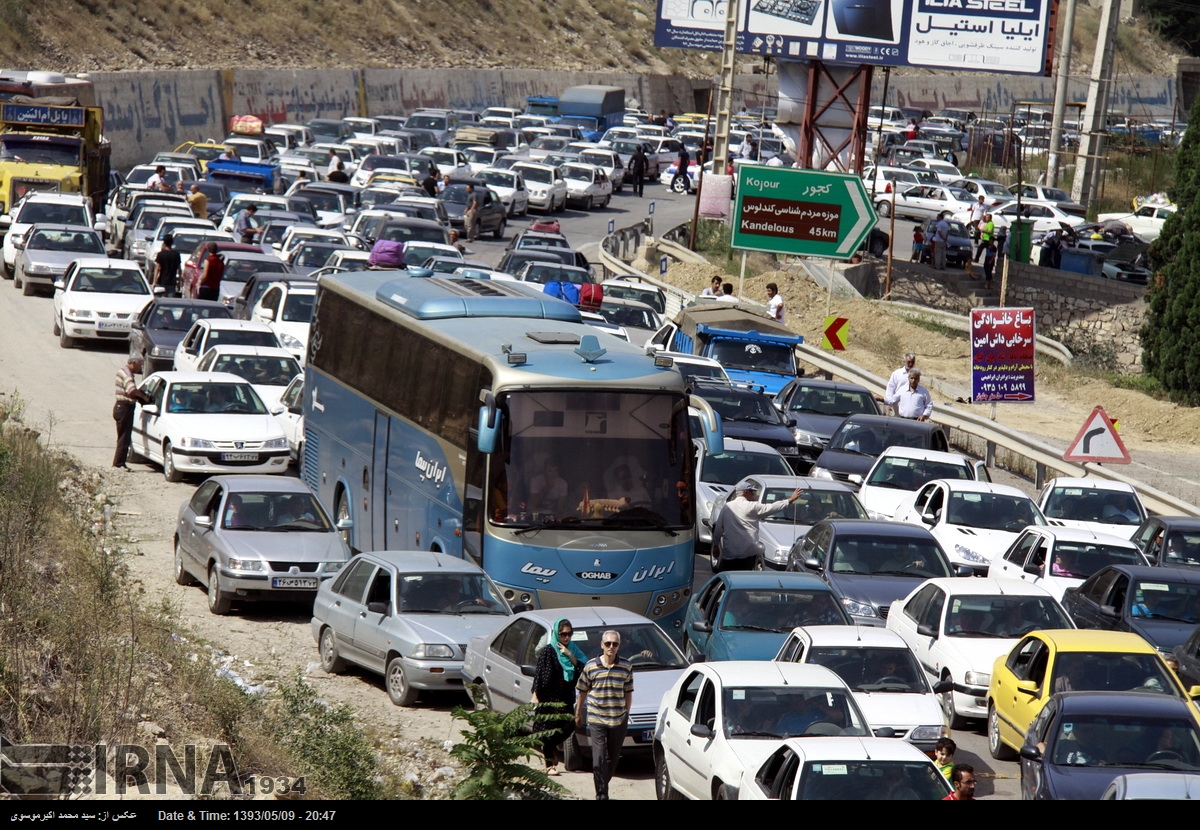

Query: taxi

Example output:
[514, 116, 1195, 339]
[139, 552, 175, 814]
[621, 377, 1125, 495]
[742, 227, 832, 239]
[365, 170, 419, 188]
[175, 141, 229, 172]
[986, 629, 1200, 761]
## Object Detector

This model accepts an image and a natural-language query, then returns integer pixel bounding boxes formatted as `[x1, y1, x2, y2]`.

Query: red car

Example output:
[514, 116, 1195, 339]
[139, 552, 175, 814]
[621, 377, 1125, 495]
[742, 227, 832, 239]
[180, 241, 263, 299]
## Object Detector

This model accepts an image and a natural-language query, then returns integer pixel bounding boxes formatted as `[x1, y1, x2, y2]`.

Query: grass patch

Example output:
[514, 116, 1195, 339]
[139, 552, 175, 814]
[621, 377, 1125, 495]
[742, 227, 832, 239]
[1109, 372, 1167, 399]
[693, 218, 781, 278]
[907, 314, 967, 343]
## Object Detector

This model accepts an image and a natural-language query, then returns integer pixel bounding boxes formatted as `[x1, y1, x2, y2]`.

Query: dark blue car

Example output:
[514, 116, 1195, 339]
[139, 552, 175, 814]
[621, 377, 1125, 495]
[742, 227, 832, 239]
[681, 572, 850, 663]
[1019, 691, 1200, 800]
[1062, 564, 1200, 653]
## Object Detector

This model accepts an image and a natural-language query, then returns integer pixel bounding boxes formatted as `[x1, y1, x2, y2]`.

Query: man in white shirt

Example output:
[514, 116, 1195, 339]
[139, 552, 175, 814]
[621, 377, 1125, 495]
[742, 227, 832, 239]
[716, 282, 738, 303]
[879, 352, 916, 411]
[766, 282, 785, 324]
[700, 275, 722, 297]
[714, 484, 803, 569]
[886, 368, 933, 421]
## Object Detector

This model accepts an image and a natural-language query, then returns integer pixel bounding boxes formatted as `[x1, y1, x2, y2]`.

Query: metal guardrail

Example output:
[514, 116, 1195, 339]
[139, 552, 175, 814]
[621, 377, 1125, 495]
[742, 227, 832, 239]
[599, 218, 1200, 518]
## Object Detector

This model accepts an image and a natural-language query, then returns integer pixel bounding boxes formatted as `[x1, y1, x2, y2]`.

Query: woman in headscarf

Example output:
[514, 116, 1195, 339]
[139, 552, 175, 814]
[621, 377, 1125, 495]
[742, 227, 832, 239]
[530, 617, 586, 775]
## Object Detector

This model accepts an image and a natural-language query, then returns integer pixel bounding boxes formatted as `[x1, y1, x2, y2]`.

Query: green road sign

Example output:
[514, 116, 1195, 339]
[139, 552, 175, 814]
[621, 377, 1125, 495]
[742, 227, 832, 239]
[731, 166, 875, 259]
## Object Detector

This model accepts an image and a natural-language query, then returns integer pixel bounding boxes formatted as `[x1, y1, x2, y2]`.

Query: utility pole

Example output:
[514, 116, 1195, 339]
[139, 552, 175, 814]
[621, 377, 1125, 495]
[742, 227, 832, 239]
[1046, 0, 1078, 188]
[710, 0, 742, 178]
[1071, 0, 1119, 207]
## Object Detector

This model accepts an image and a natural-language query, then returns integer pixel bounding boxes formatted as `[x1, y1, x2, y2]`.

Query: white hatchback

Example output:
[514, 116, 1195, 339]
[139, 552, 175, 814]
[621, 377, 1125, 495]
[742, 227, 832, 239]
[53, 257, 157, 349]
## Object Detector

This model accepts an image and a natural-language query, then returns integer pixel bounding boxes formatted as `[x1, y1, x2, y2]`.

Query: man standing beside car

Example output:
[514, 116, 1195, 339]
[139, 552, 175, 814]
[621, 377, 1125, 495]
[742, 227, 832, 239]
[464, 183, 482, 243]
[152, 234, 182, 298]
[576, 631, 634, 800]
[629, 147, 646, 198]
[715, 484, 803, 569]
[113, 356, 152, 470]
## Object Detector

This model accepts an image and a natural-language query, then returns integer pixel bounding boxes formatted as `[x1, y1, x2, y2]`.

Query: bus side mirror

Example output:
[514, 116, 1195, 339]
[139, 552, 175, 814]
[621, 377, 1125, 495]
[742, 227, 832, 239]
[477, 392, 502, 453]
[688, 394, 724, 455]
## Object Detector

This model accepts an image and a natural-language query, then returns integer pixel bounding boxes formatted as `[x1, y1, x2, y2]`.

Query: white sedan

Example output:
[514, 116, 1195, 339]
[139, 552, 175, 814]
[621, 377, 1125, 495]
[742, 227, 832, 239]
[1037, 477, 1147, 539]
[654, 661, 871, 801]
[885, 577, 1073, 727]
[270, 373, 305, 464]
[560, 163, 612, 210]
[986, 525, 1147, 602]
[194, 345, 302, 409]
[1096, 202, 1176, 241]
[131, 371, 291, 481]
[893, 479, 1047, 575]
[981, 200, 1086, 234]
[53, 256, 157, 349]
[477, 168, 530, 217]
[857, 446, 990, 521]
[875, 184, 976, 221]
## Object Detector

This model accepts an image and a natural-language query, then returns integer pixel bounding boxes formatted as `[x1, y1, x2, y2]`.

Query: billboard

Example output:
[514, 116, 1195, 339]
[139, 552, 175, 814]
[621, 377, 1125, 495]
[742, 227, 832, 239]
[970, 307, 1035, 403]
[655, 0, 1055, 76]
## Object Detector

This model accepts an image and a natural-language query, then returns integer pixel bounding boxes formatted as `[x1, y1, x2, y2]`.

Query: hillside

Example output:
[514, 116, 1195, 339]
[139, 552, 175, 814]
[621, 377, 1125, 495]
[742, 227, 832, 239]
[0, 1, 1183, 80]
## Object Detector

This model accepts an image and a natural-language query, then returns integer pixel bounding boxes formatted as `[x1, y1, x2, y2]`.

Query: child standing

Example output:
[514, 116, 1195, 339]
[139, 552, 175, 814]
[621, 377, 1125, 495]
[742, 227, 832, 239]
[935, 737, 957, 781]
[911, 224, 925, 263]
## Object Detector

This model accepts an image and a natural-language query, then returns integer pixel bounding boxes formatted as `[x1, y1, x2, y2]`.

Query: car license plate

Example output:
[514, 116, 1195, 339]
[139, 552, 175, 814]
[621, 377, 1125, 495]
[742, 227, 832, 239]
[220, 452, 258, 461]
[97, 322, 130, 330]
[640, 730, 654, 742]
[272, 577, 318, 589]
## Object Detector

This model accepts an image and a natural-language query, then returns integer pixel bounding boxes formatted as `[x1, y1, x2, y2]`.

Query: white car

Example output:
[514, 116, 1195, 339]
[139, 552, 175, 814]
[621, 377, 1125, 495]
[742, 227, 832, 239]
[1037, 477, 1147, 539]
[142, 217, 218, 270]
[511, 162, 567, 213]
[980, 200, 1086, 234]
[131, 371, 290, 481]
[858, 447, 990, 521]
[217, 194, 291, 234]
[904, 159, 962, 184]
[3, 192, 100, 277]
[577, 148, 627, 193]
[53, 257, 156, 349]
[774, 625, 950, 754]
[893, 479, 1047, 575]
[462, 146, 506, 175]
[737, 736, 952, 800]
[276, 226, 349, 261]
[692, 439, 793, 549]
[270, 373, 305, 464]
[173, 318, 281, 373]
[1096, 202, 1176, 241]
[194, 345, 301, 409]
[986, 525, 1147, 602]
[476, 168, 530, 217]
[654, 661, 872, 801]
[876, 184, 976, 221]
[249, 281, 315, 363]
[885, 577, 1074, 727]
[417, 146, 470, 178]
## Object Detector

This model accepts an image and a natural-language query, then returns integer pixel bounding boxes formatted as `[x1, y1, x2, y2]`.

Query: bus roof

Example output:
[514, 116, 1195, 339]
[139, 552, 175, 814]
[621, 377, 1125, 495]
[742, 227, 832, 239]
[332, 270, 583, 322]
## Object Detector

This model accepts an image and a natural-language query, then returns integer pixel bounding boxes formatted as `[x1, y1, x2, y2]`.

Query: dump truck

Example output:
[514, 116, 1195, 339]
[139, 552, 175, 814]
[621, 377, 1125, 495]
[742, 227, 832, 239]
[649, 302, 804, 394]
[0, 102, 110, 216]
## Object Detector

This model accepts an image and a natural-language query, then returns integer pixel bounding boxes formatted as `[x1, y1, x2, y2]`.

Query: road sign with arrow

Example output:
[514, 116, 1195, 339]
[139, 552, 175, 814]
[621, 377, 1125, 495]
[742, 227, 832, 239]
[822, 316, 848, 350]
[731, 166, 874, 259]
[1063, 406, 1130, 464]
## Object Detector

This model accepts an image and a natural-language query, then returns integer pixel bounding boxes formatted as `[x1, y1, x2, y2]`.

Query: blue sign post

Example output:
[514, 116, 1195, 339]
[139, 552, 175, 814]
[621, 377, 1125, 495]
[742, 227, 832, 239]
[607, 219, 615, 234]
[659, 255, 669, 276]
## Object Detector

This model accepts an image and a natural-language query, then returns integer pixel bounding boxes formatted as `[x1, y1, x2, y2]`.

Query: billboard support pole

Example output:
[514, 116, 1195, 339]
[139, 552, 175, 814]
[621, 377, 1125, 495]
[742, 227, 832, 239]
[710, 0, 742, 179]
[1046, 0, 1078, 188]
[1071, 0, 1119, 206]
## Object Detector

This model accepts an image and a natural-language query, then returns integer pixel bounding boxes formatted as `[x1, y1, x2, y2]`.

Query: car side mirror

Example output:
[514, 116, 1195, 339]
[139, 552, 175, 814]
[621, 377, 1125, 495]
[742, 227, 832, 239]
[259, 308, 275, 322]
[1019, 745, 1043, 762]
[916, 623, 937, 638]
[932, 679, 953, 694]
[367, 601, 388, 616]
[691, 620, 712, 634]
[1024, 561, 1042, 576]
[194, 515, 212, 529]
[689, 723, 713, 740]
[803, 557, 822, 571]
[921, 511, 937, 526]
[1188, 685, 1200, 701]
[1099, 604, 1119, 618]
[53, 280, 65, 291]
[141, 404, 159, 416]
[1015, 679, 1039, 696]
[270, 405, 284, 416]
[131, 320, 144, 330]
[520, 664, 537, 678]
[954, 566, 973, 577]
[336, 517, 354, 531]
[872, 727, 897, 738]
[153, 286, 166, 296]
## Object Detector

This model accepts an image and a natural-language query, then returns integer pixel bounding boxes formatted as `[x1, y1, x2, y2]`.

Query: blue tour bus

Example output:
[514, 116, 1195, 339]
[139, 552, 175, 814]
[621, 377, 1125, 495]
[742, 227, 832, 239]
[303, 271, 723, 632]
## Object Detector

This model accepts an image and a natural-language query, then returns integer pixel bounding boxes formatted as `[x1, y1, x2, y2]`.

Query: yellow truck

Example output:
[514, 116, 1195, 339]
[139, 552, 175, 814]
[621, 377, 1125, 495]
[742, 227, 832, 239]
[0, 103, 110, 216]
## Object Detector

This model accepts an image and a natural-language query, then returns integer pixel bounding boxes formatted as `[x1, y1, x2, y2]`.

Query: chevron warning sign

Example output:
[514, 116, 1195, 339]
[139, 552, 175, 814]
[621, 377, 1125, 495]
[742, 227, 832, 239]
[822, 316, 848, 350]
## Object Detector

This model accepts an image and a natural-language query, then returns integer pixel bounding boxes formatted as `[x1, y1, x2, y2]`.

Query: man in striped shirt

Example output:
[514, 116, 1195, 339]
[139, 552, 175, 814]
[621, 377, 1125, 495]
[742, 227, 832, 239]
[113, 356, 151, 469]
[575, 630, 634, 800]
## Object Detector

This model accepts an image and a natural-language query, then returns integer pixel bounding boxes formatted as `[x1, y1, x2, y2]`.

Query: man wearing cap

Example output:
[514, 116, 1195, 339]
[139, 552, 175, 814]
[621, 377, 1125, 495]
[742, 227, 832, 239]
[712, 485, 804, 570]
[886, 368, 934, 421]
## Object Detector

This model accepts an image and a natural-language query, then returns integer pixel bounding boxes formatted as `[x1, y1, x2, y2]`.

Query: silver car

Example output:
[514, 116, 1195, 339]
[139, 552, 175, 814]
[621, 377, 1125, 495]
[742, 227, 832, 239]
[174, 475, 351, 615]
[312, 550, 514, 707]
[13, 224, 105, 296]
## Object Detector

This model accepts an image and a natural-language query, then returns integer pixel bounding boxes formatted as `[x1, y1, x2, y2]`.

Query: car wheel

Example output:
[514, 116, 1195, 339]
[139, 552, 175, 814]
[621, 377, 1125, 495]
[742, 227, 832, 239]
[753, 556, 765, 571]
[12, 269, 21, 289]
[386, 656, 419, 706]
[876, 200, 892, 218]
[58, 319, 74, 349]
[2, 261, 11, 279]
[615, 182, 623, 194]
[319, 627, 347, 673]
[555, 194, 565, 213]
[671, 176, 690, 194]
[563, 731, 590, 772]
[294, 441, 305, 469]
[602, 195, 611, 208]
[173, 539, 194, 586]
[52, 314, 60, 336]
[988, 702, 1016, 760]
[941, 675, 965, 729]
[585, 195, 594, 211]
[207, 564, 232, 615]
[869, 235, 887, 257]
[655, 751, 683, 801]
[493, 217, 506, 240]
[709, 540, 723, 574]
[162, 441, 183, 483]
[715, 783, 737, 800]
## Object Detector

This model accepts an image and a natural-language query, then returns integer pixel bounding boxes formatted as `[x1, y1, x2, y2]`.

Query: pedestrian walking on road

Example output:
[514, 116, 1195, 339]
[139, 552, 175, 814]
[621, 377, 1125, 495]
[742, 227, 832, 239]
[152, 234, 181, 298]
[422, 170, 439, 198]
[629, 147, 646, 198]
[576, 630, 634, 800]
[886, 368, 933, 421]
[197, 242, 225, 302]
[113, 356, 151, 470]
[932, 213, 951, 270]
[532, 618, 586, 776]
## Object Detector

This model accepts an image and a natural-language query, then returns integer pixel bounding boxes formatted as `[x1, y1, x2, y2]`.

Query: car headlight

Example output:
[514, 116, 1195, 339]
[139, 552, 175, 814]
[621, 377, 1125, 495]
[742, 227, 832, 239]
[767, 546, 789, 564]
[277, 332, 304, 350]
[150, 345, 174, 357]
[412, 643, 454, 659]
[324, 561, 345, 573]
[792, 429, 823, 447]
[66, 309, 93, 318]
[953, 544, 989, 564]
[964, 671, 990, 687]
[227, 558, 264, 572]
[841, 598, 878, 617]
[26, 263, 55, 274]
[703, 500, 714, 515]
[179, 437, 216, 449]
[777, 446, 799, 456]
[909, 725, 948, 742]
[810, 466, 834, 480]
[132, 240, 146, 254]
[263, 437, 289, 450]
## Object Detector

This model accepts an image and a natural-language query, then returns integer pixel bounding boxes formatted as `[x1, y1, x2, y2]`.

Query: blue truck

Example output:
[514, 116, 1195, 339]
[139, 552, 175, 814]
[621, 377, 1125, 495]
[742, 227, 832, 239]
[649, 302, 803, 395]
[556, 85, 625, 143]
[205, 158, 280, 196]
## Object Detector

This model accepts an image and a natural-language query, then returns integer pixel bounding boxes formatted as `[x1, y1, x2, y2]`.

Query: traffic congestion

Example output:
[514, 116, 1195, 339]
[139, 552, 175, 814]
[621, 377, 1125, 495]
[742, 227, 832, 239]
[2, 83, 1199, 803]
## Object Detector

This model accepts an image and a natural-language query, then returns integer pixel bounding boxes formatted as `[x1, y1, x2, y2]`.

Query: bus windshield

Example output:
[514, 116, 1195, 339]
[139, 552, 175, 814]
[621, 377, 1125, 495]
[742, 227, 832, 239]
[489, 390, 692, 529]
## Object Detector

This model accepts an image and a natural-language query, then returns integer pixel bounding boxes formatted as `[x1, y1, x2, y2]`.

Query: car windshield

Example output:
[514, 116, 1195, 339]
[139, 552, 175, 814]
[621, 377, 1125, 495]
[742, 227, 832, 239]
[69, 267, 146, 294]
[807, 646, 928, 693]
[165, 381, 267, 415]
[224, 257, 287, 283]
[787, 385, 877, 417]
[395, 573, 507, 615]
[1043, 487, 1143, 526]
[517, 166, 554, 184]
[866, 457, 971, 489]
[709, 340, 797, 375]
[294, 245, 337, 268]
[722, 687, 867, 739]
[795, 760, 948, 799]
[523, 265, 589, 285]
[1050, 652, 1181, 697]
[517, 235, 568, 249]
[480, 171, 516, 188]
[596, 304, 655, 330]
[27, 229, 104, 253]
[563, 167, 594, 182]
[1048, 715, 1200, 770]
[828, 534, 951, 577]
[296, 191, 341, 213]
[207, 329, 278, 349]
[762, 488, 869, 525]
[676, 362, 728, 385]
[702, 450, 792, 485]
[439, 186, 469, 205]
[944, 594, 1072, 638]
[150, 303, 231, 332]
[406, 115, 448, 131]
[1045, 541, 1145, 579]
[221, 490, 332, 532]
[1130, 579, 1200, 623]
[602, 284, 664, 313]
[580, 152, 614, 167]
[719, 588, 847, 633]
[946, 491, 1042, 532]
[18, 203, 88, 225]
[137, 210, 187, 230]
[211, 354, 300, 386]
[700, 391, 788, 425]
[534, 623, 686, 670]
[380, 223, 445, 245]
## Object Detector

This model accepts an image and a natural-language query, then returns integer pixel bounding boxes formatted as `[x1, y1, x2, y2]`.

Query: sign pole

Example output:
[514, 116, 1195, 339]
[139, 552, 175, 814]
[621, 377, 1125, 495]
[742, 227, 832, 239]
[738, 250, 747, 299]
[826, 259, 833, 318]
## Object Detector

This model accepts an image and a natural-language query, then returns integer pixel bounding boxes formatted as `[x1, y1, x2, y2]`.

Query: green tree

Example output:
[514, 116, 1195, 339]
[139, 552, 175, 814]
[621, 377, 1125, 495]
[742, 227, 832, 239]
[449, 696, 570, 800]
[1139, 0, 1200, 57]
[1141, 95, 1200, 403]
